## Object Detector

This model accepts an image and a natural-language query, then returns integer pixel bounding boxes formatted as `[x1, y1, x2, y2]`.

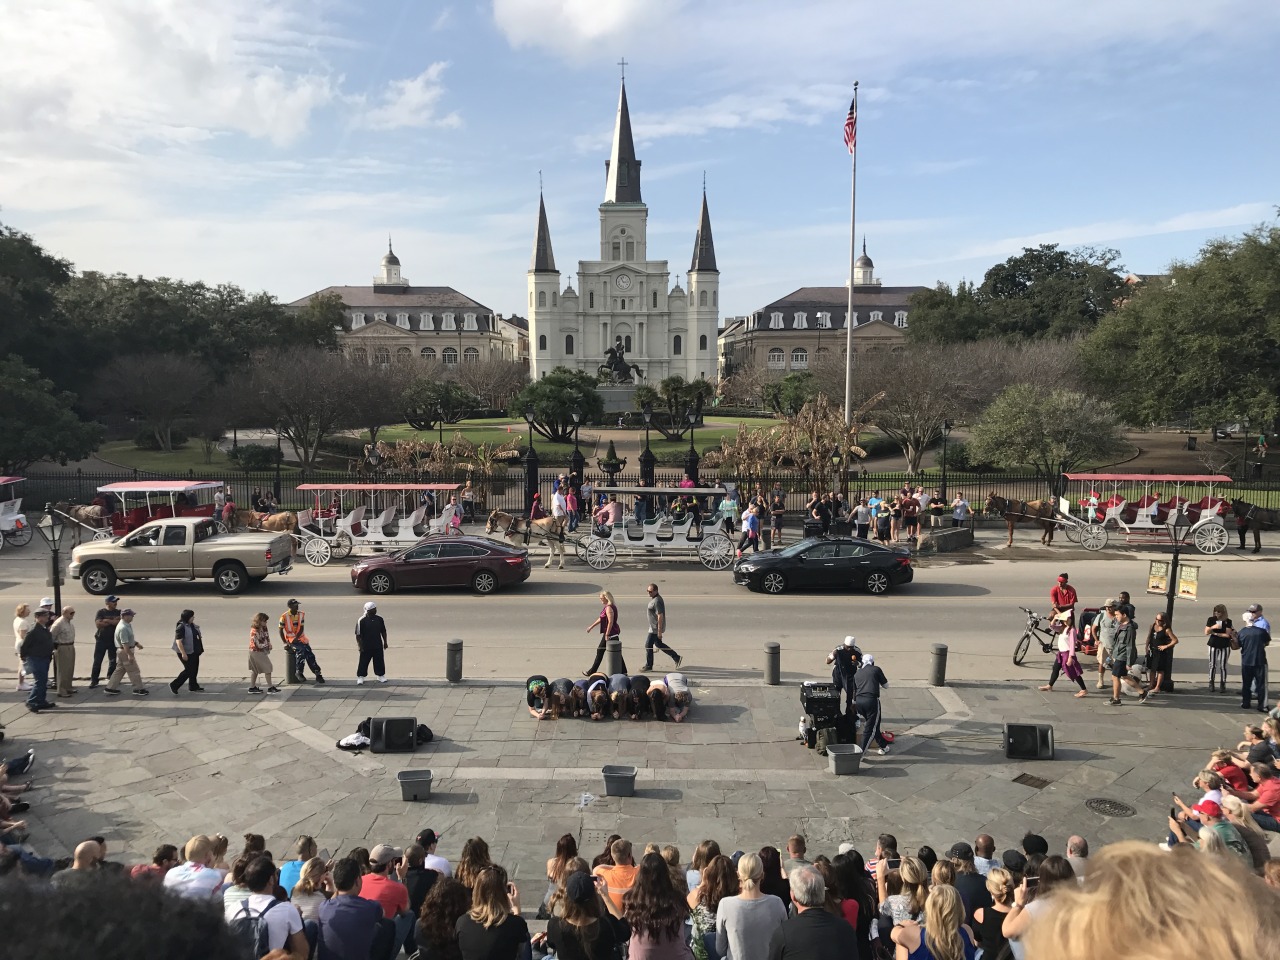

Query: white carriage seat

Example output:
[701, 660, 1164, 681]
[296, 508, 315, 532]
[671, 514, 697, 541]
[622, 519, 649, 542]
[405, 504, 429, 536]
[428, 504, 456, 535]
[372, 505, 397, 536]
[336, 505, 368, 539]
[0, 499, 20, 519]
[1101, 497, 1127, 526]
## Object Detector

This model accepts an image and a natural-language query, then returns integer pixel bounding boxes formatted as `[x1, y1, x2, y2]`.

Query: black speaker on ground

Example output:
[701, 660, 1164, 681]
[801, 682, 841, 725]
[1004, 722, 1054, 760]
[370, 717, 417, 753]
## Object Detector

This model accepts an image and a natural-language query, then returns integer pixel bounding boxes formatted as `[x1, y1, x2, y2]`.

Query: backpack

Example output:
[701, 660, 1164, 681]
[228, 898, 281, 959]
[416, 723, 434, 744]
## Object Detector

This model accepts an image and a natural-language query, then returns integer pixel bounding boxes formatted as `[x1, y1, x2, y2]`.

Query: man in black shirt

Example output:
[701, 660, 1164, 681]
[853, 654, 890, 755]
[89, 595, 121, 688]
[20, 609, 56, 712]
[355, 602, 388, 685]
[946, 842, 993, 925]
[400, 843, 438, 958]
[767, 867, 857, 960]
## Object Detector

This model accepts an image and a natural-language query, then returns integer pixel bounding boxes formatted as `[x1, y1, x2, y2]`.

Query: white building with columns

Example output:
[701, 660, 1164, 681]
[527, 80, 720, 383]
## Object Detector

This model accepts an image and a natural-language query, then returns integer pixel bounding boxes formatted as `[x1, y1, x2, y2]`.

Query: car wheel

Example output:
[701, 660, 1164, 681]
[368, 572, 395, 595]
[864, 571, 891, 595]
[214, 562, 248, 595]
[762, 571, 787, 595]
[81, 562, 117, 595]
[472, 571, 498, 594]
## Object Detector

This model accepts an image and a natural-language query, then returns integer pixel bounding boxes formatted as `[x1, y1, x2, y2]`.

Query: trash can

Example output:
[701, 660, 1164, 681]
[826, 744, 863, 776]
[602, 764, 638, 797]
[397, 769, 433, 801]
[1186, 436, 1198, 451]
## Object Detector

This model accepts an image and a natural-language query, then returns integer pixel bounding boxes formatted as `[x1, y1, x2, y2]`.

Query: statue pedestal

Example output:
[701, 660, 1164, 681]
[599, 384, 639, 414]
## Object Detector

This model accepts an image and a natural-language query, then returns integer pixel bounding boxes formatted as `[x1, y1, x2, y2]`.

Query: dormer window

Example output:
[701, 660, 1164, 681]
[350, 313, 365, 329]
[769, 312, 784, 330]
[463, 313, 478, 331]
[396, 313, 410, 329]
[817, 312, 831, 329]
[794, 312, 807, 329]
[870, 311, 883, 323]
[374, 313, 387, 323]
[849, 312, 858, 326]
[895, 310, 908, 328]
[420, 313, 433, 330]
[442, 313, 456, 331]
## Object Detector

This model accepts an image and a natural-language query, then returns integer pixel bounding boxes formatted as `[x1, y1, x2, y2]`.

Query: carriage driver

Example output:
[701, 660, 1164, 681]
[279, 599, 325, 684]
[592, 496, 623, 536]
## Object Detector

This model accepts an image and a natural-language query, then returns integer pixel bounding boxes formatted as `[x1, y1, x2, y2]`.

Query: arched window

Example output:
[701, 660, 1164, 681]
[538, 335, 547, 351]
[395, 347, 411, 362]
[442, 347, 458, 366]
[699, 289, 708, 307]
[565, 334, 575, 355]
[421, 347, 436, 360]
[699, 334, 708, 351]
[673, 335, 682, 355]
[350, 348, 368, 363]
[373, 347, 391, 365]
[552, 292, 558, 306]
[791, 348, 808, 369]
[538, 290, 547, 308]
[652, 290, 658, 308]
[713, 291, 718, 307]
[589, 291, 595, 309]
[766, 348, 784, 370]
[463, 347, 479, 363]
[624, 335, 632, 352]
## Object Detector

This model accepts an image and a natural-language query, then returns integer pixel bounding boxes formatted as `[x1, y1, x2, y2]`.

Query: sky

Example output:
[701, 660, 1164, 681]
[2, 0, 1278, 322]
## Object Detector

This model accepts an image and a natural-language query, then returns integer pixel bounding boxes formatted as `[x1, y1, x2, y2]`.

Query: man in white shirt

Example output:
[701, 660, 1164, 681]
[226, 855, 307, 959]
[163, 835, 225, 899]
[552, 488, 568, 521]
[415, 829, 452, 876]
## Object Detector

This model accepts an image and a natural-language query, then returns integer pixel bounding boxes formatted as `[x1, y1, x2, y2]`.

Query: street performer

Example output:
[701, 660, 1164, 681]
[279, 599, 325, 684]
[825, 636, 862, 718]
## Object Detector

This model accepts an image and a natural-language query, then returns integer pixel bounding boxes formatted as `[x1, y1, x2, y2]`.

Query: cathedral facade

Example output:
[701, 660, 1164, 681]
[527, 81, 719, 384]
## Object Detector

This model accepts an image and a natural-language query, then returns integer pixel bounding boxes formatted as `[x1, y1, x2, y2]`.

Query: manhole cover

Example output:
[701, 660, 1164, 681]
[1085, 798, 1136, 818]
[581, 829, 615, 847]
[1013, 773, 1051, 790]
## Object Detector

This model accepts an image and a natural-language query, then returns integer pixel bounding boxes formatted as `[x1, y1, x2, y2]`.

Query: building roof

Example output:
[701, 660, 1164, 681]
[689, 190, 718, 273]
[503, 314, 529, 331]
[603, 81, 642, 204]
[750, 285, 927, 329]
[289, 286, 493, 312]
[531, 193, 557, 273]
[382, 238, 400, 266]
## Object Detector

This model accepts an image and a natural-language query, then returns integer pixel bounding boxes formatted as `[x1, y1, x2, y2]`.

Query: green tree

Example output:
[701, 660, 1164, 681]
[510, 367, 604, 443]
[248, 348, 355, 469]
[403, 378, 479, 430]
[762, 372, 819, 416]
[0, 224, 75, 384]
[967, 384, 1126, 494]
[0, 356, 103, 472]
[903, 280, 985, 344]
[92, 353, 213, 451]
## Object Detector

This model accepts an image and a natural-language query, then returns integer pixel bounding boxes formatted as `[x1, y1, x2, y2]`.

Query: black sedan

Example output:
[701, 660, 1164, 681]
[732, 537, 913, 595]
[350, 535, 531, 595]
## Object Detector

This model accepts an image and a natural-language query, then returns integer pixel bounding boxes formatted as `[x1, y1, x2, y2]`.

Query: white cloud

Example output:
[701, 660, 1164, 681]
[358, 63, 461, 131]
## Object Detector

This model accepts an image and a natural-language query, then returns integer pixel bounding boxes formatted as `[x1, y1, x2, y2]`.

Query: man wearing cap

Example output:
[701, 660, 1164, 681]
[51, 606, 77, 699]
[1167, 799, 1250, 864]
[19, 607, 56, 712]
[90, 595, 122, 688]
[1237, 610, 1270, 712]
[416, 829, 452, 877]
[1093, 600, 1119, 690]
[104, 609, 148, 696]
[826, 637, 861, 720]
[280, 599, 325, 684]
[361, 844, 414, 956]
[355, 601, 388, 685]
[1247, 603, 1271, 633]
[853, 653, 891, 755]
[1050, 572, 1077, 621]
[946, 842, 992, 925]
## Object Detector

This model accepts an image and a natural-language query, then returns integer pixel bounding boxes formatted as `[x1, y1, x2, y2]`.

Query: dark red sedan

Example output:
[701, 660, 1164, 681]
[350, 535, 531, 595]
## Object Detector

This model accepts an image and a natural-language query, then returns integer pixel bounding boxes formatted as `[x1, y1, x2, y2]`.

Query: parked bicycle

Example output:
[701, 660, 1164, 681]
[1013, 606, 1059, 665]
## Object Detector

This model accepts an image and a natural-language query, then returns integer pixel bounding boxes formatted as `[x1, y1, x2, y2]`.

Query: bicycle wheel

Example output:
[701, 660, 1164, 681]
[1013, 630, 1032, 665]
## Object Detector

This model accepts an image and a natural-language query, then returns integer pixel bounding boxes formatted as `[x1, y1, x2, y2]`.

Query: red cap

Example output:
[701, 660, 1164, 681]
[1194, 799, 1223, 818]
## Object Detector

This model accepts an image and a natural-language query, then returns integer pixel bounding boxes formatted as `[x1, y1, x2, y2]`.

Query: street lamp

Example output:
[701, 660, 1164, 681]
[273, 423, 284, 500]
[523, 406, 540, 510]
[684, 405, 701, 485]
[940, 419, 954, 500]
[829, 446, 846, 512]
[436, 405, 445, 446]
[35, 504, 66, 615]
[1159, 511, 1192, 692]
[570, 405, 585, 481]
[640, 402, 656, 487]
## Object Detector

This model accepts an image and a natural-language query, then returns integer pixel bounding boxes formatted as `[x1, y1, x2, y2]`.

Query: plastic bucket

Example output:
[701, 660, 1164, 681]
[602, 764, 638, 797]
[826, 744, 863, 776]
[397, 769, 433, 801]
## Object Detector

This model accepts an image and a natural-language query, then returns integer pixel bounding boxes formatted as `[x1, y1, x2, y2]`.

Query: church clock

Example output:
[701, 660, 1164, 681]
[615, 273, 632, 291]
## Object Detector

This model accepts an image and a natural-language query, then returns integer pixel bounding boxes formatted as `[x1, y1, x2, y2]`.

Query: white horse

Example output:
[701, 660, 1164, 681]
[485, 509, 568, 569]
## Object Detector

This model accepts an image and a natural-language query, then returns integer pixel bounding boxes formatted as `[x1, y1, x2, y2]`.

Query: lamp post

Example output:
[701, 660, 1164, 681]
[36, 504, 66, 615]
[436, 405, 445, 447]
[523, 406, 540, 510]
[684, 405, 701, 485]
[639, 402, 656, 487]
[830, 446, 844, 501]
[570, 406, 585, 481]
[273, 423, 284, 500]
[940, 419, 953, 500]
[1241, 418, 1251, 481]
[1160, 511, 1191, 692]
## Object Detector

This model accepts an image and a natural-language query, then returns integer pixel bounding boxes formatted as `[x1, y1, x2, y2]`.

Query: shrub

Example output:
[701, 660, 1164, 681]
[229, 445, 281, 471]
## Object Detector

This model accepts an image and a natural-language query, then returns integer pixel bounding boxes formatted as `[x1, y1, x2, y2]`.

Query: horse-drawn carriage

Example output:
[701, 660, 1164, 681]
[293, 483, 461, 565]
[0, 477, 32, 549]
[60, 481, 227, 542]
[573, 485, 735, 571]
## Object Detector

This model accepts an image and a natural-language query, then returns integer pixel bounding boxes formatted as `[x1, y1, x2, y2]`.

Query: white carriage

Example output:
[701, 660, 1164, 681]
[0, 477, 32, 549]
[294, 483, 462, 565]
[1058, 473, 1231, 554]
[579, 485, 736, 571]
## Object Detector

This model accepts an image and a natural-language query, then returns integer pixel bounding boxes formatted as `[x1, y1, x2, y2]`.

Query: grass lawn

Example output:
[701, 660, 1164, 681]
[98, 440, 238, 474]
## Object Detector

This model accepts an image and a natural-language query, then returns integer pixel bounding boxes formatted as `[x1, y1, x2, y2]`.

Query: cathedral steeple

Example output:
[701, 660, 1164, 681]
[530, 193, 558, 273]
[603, 81, 642, 204]
[689, 189, 718, 273]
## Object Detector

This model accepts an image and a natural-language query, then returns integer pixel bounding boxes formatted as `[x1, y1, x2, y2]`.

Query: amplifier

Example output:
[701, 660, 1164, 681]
[1004, 722, 1054, 760]
[370, 716, 417, 754]
[801, 682, 841, 722]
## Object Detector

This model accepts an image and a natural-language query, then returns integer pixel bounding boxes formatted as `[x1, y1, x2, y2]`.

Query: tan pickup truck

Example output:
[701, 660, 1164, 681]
[69, 517, 293, 595]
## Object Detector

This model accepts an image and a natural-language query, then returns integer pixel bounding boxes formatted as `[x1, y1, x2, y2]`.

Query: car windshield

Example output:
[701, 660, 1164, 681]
[776, 541, 817, 558]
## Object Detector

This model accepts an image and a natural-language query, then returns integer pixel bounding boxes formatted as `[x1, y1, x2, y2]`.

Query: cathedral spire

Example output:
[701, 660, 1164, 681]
[531, 193, 558, 273]
[689, 189, 717, 273]
[603, 81, 642, 204]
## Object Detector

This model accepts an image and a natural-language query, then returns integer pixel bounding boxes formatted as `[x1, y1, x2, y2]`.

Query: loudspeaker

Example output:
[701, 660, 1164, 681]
[370, 716, 417, 753]
[801, 682, 841, 724]
[1004, 722, 1054, 760]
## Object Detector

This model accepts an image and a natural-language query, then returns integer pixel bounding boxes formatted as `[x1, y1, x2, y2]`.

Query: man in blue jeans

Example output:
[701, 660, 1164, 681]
[20, 609, 55, 713]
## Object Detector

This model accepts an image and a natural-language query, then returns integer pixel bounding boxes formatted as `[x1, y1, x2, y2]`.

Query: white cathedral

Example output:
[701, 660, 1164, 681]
[527, 80, 720, 383]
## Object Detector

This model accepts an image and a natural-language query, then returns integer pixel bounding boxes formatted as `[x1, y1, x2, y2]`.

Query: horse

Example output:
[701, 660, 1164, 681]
[53, 502, 108, 545]
[984, 493, 1060, 547]
[485, 509, 568, 569]
[1231, 499, 1274, 553]
[231, 509, 298, 534]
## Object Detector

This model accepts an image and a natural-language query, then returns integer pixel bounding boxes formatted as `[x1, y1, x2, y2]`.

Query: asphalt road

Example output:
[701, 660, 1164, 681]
[3, 531, 1276, 686]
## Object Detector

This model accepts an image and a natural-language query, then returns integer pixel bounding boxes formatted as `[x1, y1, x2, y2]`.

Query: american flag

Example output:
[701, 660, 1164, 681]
[843, 94, 857, 154]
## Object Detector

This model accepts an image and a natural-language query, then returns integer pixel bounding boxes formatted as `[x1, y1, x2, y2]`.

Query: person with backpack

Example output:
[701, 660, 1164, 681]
[225, 855, 308, 959]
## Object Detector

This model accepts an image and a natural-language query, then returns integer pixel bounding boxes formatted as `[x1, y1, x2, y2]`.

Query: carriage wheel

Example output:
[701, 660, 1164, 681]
[303, 538, 332, 566]
[698, 534, 734, 570]
[213, 520, 229, 535]
[4, 524, 33, 547]
[585, 538, 616, 570]
[93, 529, 114, 541]
[1063, 523, 1082, 544]
[1193, 521, 1228, 555]
[567, 536, 589, 562]
[1080, 525, 1108, 551]
[331, 532, 354, 559]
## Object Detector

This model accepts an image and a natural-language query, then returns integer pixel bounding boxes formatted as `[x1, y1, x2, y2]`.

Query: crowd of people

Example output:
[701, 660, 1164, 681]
[526, 671, 694, 722]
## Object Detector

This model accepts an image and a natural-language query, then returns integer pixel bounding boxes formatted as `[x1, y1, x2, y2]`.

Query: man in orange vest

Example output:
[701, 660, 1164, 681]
[279, 599, 325, 684]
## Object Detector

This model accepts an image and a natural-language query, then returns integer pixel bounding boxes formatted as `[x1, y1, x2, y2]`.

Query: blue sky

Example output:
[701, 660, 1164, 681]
[2, 0, 1277, 321]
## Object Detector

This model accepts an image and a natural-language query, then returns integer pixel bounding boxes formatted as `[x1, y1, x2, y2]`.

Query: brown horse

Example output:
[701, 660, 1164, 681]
[231, 509, 298, 534]
[985, 493, 1059, 546]
[1231, 499, 1273, 554]
[485, 509, 568, 568]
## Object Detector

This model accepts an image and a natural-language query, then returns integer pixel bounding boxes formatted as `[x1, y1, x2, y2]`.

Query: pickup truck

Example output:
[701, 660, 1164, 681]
[69, 517, 292, 595]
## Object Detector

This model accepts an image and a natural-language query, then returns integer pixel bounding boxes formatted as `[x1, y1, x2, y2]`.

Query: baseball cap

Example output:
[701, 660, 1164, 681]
[106, 595, 120, 603]
[39, 597, 54, 607]
[1248, 603, 1263, 613]
[1022, 833, 1049, 856]
[369, 844, 403, 866]
[121, 608, 136, 616]
[837, 842, 857, 855]
[1104, 598, 1116, 607]
[1002, 849, 1027, 872]
[363, 601, 377, 612]
[416, 829, 442, 848]
[566, 872, 596, 903]
[287, 598, 299, 606]
[1194, 799, 1223, 818]
[948, 842, 974, 861]
[33, 609, 51, 618]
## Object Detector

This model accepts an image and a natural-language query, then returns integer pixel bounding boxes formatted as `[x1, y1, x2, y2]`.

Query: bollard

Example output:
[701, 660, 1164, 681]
[764, 641, 780, 685]
[605, 638, 624, 676]
[285, 645, 299, 685]
[929, 643, 948, 687]
[446, 638, 463, 683]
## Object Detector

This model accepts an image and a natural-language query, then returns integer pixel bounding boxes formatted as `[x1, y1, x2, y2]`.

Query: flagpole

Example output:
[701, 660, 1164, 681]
[843, 81, 858, 426]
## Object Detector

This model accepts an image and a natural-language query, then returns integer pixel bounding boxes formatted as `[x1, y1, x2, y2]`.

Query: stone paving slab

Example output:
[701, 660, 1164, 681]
[3, 674, 1273, 897]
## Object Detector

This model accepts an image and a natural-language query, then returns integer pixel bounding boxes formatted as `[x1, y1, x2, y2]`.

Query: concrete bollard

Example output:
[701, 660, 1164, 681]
[446, 638, 463, 683]
[605, 638, 624, 675]
[285, 646, 300, 685]
[764, 641, 780, 685]
[929, 643, 948, 686]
